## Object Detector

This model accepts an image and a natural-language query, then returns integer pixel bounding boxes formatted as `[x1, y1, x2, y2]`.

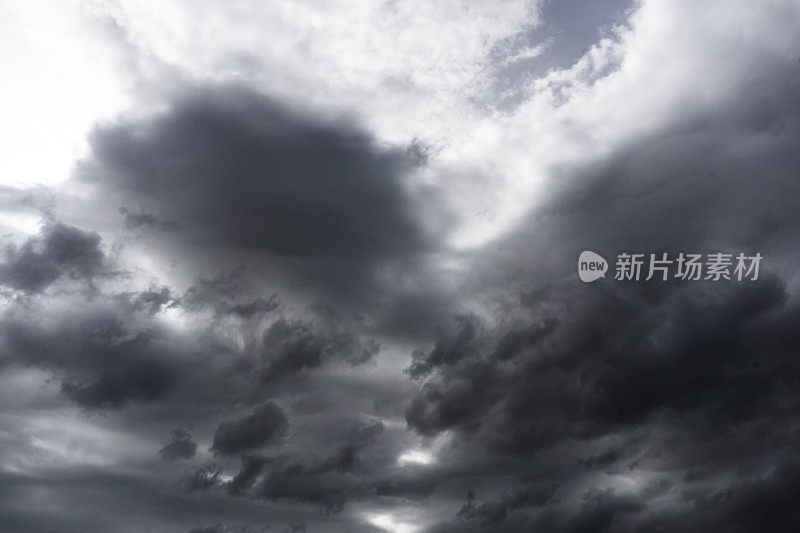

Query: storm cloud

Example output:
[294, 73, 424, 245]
[0, 221, 107, 293]
[212, 402, 289, 456]
[1, 1, 800, 532]
[78, 85, 435, 308]
[160, 429, 198, 462]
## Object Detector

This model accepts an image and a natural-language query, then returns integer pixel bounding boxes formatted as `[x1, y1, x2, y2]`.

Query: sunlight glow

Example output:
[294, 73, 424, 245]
[364, 512, 422, 533]
[397, 449, 434, 466]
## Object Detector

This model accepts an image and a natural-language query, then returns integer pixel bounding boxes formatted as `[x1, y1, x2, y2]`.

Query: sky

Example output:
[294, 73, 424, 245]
[1, 0, 800, 531]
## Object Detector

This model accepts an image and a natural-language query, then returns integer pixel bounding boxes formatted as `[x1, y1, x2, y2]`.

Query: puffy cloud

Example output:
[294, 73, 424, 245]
[2, 0, 800, 531]
[159, 429, 197, 461]
[217, 418, 385, 512]
[76, 84, 444, 317]
[0, 221, 107, 293]
[211, 402, 289, 456]
[60, 351, 176, 410]
[456, 484, 557, 526]
[80, 85, 430, 259]
[0, 291, 189, 409]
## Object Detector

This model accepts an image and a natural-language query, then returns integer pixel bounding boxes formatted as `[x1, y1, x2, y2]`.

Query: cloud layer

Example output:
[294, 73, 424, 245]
[1, 1, 800, 532]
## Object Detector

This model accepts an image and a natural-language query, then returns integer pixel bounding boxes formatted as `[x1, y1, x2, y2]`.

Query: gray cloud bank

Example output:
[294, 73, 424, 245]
[1, 1, 800, 532]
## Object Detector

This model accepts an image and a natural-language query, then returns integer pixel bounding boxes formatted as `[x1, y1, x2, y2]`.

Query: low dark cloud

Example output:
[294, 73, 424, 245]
[0, 295, 184, 408]
[558, 488, 646, 533]
[664, 462, 800, 532]
[1, 3, 800, 531]
[184, 465, 222, 493]
[456, 484, 558, 526]
[0, 221, 106, 293]
[160, 429, 198, 461]
[61, 351, 176, 409]
[259, 317, 373, 382]
[189, 524, 271, 533]
[577, 448, 623, 469]
[397, 39, 800, 531]
[79, 85, 434, 308]
[211, 402, 289, 456]
[216, 419, 385, 513]
[0, 227, 383, 416]
[117, 285, 174, 314]
[119, 207, 177, 230]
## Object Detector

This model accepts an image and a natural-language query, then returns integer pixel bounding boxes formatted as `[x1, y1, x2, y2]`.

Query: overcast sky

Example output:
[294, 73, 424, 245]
[1, 1, 800, 532]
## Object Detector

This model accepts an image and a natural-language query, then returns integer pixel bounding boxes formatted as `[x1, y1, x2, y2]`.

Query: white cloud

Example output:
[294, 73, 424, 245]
[93, 0, 541, 141]
[0, 0, 134, 189]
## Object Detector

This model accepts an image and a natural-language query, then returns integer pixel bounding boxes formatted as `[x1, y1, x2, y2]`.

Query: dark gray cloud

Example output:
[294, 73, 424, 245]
[60, 351, 176, 410]
[117, 284, 174, 314]
[406, 74, 800, 455]
[259, 317, 373, 382]
[0, 221, 106, 293]
[577, 448, 623, 470]
[0, 292, 182, 408]
[160, 429, 198, 461]
[211, 402, 289, 456]
[643, 462, 800, 532]
[184, 465, 222, 493]
[1, 2, 800, 531]
[456, 484, 558, 526]
[0, 228, 385, 415]
[400, 37, 800, 531]
[189, 524, 271, 533]
[202, 418, 388, 514]
[558, 488, 646, 533]
[78, 85, 434, 308]
[119, 206, 177, 230]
